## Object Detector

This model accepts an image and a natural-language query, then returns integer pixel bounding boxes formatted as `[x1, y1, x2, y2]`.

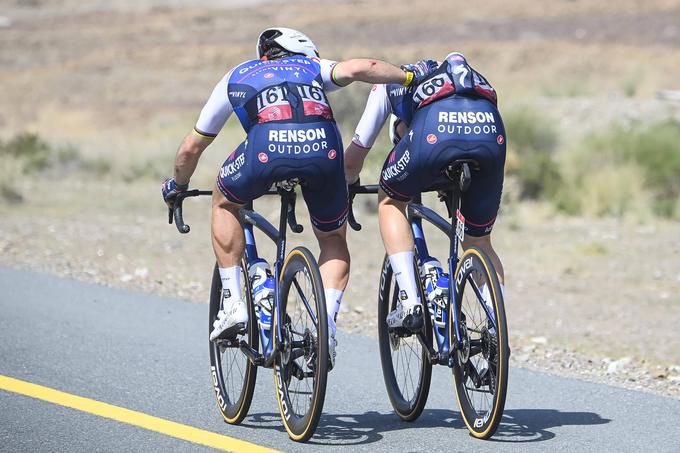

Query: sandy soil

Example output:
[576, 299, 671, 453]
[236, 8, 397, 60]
[1, 0, 679, 398]
[1, 181, 679, 398]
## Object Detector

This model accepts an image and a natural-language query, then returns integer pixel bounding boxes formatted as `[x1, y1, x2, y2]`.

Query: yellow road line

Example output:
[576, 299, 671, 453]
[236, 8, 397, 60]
[0, 375, 280, 453]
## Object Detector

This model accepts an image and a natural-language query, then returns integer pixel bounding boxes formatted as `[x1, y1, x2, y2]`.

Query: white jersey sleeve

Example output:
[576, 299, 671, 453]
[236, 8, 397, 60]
[193, 70, 235, 139]
[351, 84, 392, 149]
[317, 58, 344, 93]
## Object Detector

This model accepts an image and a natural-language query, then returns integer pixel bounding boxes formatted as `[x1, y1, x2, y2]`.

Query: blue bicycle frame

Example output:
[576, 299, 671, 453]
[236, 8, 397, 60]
[407, 191, 497, 366]
[239, 188, 318, 368]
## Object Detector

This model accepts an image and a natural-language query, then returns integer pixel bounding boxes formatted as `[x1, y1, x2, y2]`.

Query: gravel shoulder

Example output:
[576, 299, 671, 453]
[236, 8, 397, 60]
[2, 181, 678, 399]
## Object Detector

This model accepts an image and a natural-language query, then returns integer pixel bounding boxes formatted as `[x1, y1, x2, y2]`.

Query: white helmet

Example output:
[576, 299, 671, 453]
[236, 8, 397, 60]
[257, 27, 319, 59]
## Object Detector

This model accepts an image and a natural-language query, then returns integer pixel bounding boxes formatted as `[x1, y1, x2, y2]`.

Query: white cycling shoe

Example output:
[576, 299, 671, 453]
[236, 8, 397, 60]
[210, 297, 248, 341]
[328, 331, 337, 370]
[386, 302, 424, 332]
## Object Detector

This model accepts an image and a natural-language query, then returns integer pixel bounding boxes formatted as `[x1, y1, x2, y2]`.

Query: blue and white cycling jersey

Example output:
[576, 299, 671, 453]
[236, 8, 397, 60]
[194, 55, 349, 232]
[352, 52, 497, 149]
[193, 56, 341, 139]
[351, 52, 505, 237]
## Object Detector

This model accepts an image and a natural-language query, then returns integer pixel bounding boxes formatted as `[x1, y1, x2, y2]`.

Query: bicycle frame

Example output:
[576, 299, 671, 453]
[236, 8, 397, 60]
[408, 195, 459, 364]
[239, 188, 316, 368]
[407, 184, 496, 366]
[170, 186, 316, 369]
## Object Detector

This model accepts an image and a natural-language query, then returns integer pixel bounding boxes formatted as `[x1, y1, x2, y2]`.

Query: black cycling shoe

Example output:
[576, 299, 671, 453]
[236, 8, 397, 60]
[402, 305, 424, 332]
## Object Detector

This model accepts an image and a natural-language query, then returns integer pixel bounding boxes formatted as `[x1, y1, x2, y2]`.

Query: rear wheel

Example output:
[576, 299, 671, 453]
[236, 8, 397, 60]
[377, 254, 432, 421]
[274, 246, 328, 442]
[449, 246, 509, 439]
[208, 261, 258, 424]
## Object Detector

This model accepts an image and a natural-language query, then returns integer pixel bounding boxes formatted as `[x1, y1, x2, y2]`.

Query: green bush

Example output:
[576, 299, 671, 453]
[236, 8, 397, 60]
[503, 107, 561, 199]
[0, 133, 51, 173]
[554, 119, 680, 219]
[0, 133, 114, 202]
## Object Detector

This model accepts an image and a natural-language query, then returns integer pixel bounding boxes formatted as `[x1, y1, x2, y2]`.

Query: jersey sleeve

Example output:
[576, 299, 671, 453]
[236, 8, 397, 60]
[193, 71, 234, 140]
[317, 58, 343, 93]
[351, 84, 391, 149]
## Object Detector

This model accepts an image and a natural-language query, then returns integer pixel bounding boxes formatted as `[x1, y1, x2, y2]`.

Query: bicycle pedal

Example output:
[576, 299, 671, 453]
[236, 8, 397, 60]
[211, 322, 246, 343]
[216, 338, 240, 349]
[387, 326, 412, 337]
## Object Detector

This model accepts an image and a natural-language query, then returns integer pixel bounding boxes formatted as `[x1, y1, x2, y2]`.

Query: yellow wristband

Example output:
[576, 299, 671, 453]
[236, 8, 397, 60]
[402, 70, 414, 86]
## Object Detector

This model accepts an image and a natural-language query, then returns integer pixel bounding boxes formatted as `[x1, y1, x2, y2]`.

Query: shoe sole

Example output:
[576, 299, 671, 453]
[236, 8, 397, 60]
[210, 322, 246, 342]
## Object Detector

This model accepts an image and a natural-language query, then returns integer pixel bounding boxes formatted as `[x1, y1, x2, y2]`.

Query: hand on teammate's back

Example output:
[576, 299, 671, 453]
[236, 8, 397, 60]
[402, 59, 439, 85]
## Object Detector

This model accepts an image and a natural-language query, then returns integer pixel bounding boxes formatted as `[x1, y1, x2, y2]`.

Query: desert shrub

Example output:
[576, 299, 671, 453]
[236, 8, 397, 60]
[0, 133, 113, 202]
[123, 159, 166, 182]
[0, 133, 52, 173]
[554, 119, 680, 219]
[503, 107, 561, 199]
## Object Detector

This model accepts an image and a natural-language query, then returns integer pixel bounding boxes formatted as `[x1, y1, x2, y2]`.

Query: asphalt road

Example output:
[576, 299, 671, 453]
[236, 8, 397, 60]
[1, 267, 679, 452]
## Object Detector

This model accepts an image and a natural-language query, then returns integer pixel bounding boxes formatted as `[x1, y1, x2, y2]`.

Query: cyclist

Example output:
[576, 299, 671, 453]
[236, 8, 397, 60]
[344, 52, 506, 331]
[162, 27, 437, 366]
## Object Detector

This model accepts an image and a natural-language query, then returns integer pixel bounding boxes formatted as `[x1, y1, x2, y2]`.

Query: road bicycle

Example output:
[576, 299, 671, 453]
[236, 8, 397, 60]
[349, 160, 509, 439]
[170, 181, 328, 442]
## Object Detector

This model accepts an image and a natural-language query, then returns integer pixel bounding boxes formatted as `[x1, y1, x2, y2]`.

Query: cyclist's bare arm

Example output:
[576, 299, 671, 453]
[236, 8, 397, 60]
[173, 134, 211, 186]
[344, 84, 391, 183]
[344, 142, 370, 184]
[173, 72, 234, 186]
[332, 59, 410, 87]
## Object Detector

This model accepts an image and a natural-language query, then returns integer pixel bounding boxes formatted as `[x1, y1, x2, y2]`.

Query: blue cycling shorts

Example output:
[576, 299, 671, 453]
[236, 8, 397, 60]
[216, 121, 348, 232]
[379, 96, 506, 237]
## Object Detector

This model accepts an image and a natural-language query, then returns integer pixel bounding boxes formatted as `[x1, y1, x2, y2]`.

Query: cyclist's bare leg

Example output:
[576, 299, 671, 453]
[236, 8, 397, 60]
[313, 224, 350, 363]
[378, 188, 424, 330]
[461, 234, 504, 284]
[211, 185, 245, 267]
[312, 223, 350, 291]
[378, 189, 414, 254]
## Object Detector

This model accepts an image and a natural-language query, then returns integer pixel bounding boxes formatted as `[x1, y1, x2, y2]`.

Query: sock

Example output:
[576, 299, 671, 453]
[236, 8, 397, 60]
[388, 251, 421, 309]
[218, 266, 242, 307]
[480, 283, 505, 318]
[325, 288, 343, 336]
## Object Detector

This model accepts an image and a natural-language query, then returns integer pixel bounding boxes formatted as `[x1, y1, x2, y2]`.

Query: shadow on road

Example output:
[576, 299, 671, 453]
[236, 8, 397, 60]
[491, 409, 611, 443]
[242, 408, 610, 446]
[242, 409, 461, 446]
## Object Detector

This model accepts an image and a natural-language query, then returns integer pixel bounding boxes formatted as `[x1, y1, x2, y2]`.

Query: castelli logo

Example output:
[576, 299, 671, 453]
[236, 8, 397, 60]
[497, 135, 504, 145]
[371, 84, 377, 91]
[264, 73, 274, 79]
[426, 134, 438, 144]
[328, 149, 337, 159]
[258, 152, 269, 163]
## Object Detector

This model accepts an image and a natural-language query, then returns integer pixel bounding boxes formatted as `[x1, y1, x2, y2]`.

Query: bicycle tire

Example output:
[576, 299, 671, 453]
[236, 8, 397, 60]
[449, 246, 509, 439]
[208, 260, 258, 424]
[377, 254, 433, 421]
[274, 246, 328, 442]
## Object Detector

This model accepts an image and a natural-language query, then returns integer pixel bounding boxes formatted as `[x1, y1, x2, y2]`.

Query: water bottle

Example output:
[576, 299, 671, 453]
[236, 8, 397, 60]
[420, 258, 449, 328]
[248, 259, 275, 330]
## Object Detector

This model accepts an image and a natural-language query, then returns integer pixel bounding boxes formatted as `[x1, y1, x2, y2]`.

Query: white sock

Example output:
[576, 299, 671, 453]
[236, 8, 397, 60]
[388, 251, 420, 309]
[480, 283, 505, 316]
[325, 288, 343, 336]
[219, 266, 242, 306]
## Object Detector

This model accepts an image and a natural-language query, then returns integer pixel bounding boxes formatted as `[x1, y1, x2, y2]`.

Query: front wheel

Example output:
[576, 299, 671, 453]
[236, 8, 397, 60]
[208, 261, 258, 424]
[377, 254, 432, 421]
[449, 246, 509, 439]
[274, 246, 328, 442]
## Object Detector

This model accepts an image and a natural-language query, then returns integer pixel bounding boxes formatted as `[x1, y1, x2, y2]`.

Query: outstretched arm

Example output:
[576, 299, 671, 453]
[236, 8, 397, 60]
[333, 58, 439, 88]
[332, 59, 410, 87]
